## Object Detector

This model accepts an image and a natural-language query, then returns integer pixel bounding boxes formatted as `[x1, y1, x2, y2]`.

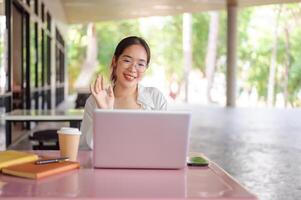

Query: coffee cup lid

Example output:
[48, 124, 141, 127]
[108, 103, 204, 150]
[57, 127, 81, 135]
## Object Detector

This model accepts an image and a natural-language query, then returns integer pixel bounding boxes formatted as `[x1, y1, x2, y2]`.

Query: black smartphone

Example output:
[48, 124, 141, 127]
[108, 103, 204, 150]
[187, 156, 209, 167]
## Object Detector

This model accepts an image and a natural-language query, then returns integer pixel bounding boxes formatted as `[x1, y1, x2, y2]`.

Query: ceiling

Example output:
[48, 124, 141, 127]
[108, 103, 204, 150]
[0, 0, 300, 22]
[61, 0, 301, 24]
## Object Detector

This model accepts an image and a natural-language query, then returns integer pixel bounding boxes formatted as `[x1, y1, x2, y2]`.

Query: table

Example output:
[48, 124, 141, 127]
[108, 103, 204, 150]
[3, 109, 83, 147]
[0, 151, 258, 199]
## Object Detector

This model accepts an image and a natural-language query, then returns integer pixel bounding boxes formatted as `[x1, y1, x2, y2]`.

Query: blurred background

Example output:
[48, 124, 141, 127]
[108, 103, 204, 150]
[1, 1, 301, 110]
[66, 4, 301, 108]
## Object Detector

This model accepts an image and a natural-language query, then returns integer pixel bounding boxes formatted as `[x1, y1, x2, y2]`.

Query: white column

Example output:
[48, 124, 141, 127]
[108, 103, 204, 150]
[226, 1, 238, 107]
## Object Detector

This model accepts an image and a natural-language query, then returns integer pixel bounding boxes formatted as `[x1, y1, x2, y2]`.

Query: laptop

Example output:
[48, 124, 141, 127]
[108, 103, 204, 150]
[93, 109, 191, 169]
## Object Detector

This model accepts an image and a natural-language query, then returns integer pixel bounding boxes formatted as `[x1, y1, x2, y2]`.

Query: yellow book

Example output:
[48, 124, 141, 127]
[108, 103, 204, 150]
[0, 150, 39, 170]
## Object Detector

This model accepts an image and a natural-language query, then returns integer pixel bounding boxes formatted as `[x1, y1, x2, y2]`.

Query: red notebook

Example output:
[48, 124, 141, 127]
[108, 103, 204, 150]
[2, 160, 80, 179]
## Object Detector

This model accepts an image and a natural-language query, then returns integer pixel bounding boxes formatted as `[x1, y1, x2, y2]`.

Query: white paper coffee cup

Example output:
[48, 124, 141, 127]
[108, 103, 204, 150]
[57, 127, 81, 161]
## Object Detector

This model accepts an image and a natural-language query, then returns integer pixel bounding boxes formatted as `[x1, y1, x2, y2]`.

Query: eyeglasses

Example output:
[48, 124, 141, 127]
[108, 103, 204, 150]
[120, 58, 148, 73]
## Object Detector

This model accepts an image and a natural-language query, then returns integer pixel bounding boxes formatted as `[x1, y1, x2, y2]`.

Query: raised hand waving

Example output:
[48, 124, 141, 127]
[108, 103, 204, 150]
[90, 75, 114, 109]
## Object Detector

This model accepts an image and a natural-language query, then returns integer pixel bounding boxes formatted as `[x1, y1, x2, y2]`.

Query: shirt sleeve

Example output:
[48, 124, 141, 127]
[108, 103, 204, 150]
[80, 95, 95, 149]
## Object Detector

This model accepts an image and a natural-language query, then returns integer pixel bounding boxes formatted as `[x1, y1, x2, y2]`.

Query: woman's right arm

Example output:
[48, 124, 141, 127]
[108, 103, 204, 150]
[90, 75, 114, 109]
[80, 75, 115, 149]
[80, 95, 95, 149]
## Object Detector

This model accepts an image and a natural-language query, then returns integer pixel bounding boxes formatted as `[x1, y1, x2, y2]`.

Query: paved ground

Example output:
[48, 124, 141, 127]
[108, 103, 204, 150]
[186, 105, 301, 200]
[1, 105, 301, 200]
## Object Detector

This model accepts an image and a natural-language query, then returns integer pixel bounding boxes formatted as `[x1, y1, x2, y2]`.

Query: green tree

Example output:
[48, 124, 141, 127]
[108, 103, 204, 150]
[68, 24, 88, 93]
[192, 12, 209, 74]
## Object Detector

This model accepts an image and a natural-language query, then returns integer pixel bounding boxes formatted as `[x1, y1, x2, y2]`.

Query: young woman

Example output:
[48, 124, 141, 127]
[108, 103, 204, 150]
[80, 36, 167, 149]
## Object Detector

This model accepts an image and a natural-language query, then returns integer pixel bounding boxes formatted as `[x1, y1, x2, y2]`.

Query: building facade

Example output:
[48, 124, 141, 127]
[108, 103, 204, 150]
[0, 0, 67, 114]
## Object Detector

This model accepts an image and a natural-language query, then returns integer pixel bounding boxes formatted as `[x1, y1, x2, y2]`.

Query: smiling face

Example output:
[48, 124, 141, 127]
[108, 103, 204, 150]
[112, 44, 148, 89]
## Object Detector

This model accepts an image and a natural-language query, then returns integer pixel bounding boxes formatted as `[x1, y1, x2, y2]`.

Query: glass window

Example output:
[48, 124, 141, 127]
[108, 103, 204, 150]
[0, 16, 7, 94]
[38, 26, 42, 87]
[30, 21, 37, 88]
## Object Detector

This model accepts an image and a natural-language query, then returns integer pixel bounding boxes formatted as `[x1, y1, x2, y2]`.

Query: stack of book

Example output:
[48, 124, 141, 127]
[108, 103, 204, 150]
[0, 150, 80, 179]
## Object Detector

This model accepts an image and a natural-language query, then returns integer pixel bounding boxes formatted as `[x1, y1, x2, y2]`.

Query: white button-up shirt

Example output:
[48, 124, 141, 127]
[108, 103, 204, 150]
[80, 84, 167, 149]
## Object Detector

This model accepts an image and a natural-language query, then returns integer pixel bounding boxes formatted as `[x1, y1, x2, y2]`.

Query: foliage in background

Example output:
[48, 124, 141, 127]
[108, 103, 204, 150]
[192, 13, 209, 75]
[238, 4, 301, 106]
[68, 24, 87, 93]
[0, 17, 5, 66]
[288, 27, 301, 106]
[68, 20, 141, 93]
